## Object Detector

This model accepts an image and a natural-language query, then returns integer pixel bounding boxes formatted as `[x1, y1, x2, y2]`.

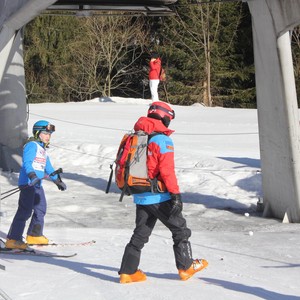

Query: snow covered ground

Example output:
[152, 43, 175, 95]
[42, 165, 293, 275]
[0, 97, 300, 300]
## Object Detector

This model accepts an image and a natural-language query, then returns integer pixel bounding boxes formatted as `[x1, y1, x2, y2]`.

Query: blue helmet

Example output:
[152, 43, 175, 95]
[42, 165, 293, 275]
[32, 120, 55, 138]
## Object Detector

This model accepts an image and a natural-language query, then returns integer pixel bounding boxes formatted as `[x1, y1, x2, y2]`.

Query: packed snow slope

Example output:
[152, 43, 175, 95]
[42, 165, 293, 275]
[0, 97, 299, 300]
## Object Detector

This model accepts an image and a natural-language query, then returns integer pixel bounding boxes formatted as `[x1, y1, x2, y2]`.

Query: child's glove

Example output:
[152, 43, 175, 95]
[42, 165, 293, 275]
[169, 193, 183, 217]
[54, 179, 67, 191]
[28, 172, 40, 187]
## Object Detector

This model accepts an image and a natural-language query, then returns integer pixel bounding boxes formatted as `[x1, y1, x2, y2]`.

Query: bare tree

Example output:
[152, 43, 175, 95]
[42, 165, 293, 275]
[292, 27, 300, 78]
[62, 15, 148, 99]
[291, 26, 300, 104]
[164, 2, 242, 106]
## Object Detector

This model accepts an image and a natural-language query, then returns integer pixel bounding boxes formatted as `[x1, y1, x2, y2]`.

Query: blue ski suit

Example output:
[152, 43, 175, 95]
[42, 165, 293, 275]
[7, 140, 59, 240]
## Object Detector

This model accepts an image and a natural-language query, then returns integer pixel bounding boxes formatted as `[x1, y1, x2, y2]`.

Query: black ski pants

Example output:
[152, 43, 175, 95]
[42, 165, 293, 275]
[119, 200, 193, 274]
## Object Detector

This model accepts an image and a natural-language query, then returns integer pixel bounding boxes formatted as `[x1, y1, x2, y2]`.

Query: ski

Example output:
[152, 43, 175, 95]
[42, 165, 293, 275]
[30, 240, 96, 248]
[0, 248, 77, 258]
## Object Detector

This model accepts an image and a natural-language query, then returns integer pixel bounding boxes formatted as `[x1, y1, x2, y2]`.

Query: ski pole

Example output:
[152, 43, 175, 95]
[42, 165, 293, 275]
[0, 187, 20, 196]
[0, 189, 21, 200]
[0, 168, 63, 201]
[50, 168, 63, 177]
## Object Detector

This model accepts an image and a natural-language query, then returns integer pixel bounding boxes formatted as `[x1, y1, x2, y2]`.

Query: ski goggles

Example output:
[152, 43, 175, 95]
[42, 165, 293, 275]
[44, 124, 55, 133]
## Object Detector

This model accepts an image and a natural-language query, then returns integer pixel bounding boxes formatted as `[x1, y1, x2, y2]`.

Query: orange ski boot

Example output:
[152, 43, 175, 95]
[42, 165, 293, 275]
[5, 239, 28, 250]
[178, 259, 208, 281]
[120, 269, 147, 284]
[26, 235, 49, 245]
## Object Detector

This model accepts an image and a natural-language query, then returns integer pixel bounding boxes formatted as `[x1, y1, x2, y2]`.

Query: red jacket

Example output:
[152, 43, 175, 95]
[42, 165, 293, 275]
[134, 116, 180, 195]
[149, 58, 161, 80]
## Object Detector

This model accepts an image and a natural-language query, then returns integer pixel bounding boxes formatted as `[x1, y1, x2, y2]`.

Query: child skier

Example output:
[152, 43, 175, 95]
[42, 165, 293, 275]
[5, 120, 66, 249]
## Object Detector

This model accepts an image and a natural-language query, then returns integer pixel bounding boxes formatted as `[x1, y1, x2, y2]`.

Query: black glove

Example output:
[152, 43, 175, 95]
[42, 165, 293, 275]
[28, 172, 40, 187]
[169, 193, 183, 217]
[54, 179, 67, 191]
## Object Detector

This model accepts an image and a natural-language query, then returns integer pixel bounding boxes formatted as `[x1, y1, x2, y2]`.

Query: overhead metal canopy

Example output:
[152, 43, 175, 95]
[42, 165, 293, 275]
[46, 0, 177, 16]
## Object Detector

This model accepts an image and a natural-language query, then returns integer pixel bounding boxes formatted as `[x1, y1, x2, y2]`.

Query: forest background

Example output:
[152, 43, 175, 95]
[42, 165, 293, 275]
[23, 0, 300, 108]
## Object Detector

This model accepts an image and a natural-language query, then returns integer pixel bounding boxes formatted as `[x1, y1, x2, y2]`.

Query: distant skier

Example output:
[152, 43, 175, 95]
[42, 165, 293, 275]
[148, 53, 161, 101]
[119, 101, 208, 283]
[5, 120, 66, 250]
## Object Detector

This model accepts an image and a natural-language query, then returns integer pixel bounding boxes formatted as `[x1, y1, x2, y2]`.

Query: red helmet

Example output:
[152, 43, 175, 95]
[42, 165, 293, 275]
[147, 101, 175, 127]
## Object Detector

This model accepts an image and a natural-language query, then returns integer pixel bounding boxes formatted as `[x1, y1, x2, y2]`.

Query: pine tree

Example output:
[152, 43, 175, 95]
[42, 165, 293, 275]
[24, 15, 80, 102]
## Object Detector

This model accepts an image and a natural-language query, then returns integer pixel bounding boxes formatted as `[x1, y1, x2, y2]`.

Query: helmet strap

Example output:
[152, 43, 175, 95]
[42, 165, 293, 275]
[34, 131, 40, 140]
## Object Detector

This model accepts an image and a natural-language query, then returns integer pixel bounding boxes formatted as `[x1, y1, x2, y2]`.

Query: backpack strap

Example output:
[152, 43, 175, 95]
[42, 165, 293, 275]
[119, 187, 126, 202]
[105, 163, 114, 194]
[148, 131, 161, 141]
[119, 152, 132, 202]
[147, 132, 167, 193]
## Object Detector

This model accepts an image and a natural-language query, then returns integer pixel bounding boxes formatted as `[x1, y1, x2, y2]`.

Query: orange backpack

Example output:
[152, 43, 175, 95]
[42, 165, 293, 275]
[106, 131, 166, 202]
[115, 131, 151, 195]
[159, 68, 166, 82]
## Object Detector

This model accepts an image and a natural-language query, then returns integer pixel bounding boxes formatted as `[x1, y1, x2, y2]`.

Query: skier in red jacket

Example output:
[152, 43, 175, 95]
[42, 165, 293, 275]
[119, 101, 208, 283]
[148, 53, 161, 101]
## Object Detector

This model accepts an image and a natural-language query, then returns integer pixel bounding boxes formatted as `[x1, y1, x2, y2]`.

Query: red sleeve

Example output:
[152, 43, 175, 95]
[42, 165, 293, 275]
[147, 140, 180, 194]
[149, 60, 161, 80]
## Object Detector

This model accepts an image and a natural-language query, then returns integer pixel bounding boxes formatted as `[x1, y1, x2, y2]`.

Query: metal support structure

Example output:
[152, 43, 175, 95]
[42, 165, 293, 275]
[248, 0, 300, 222]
